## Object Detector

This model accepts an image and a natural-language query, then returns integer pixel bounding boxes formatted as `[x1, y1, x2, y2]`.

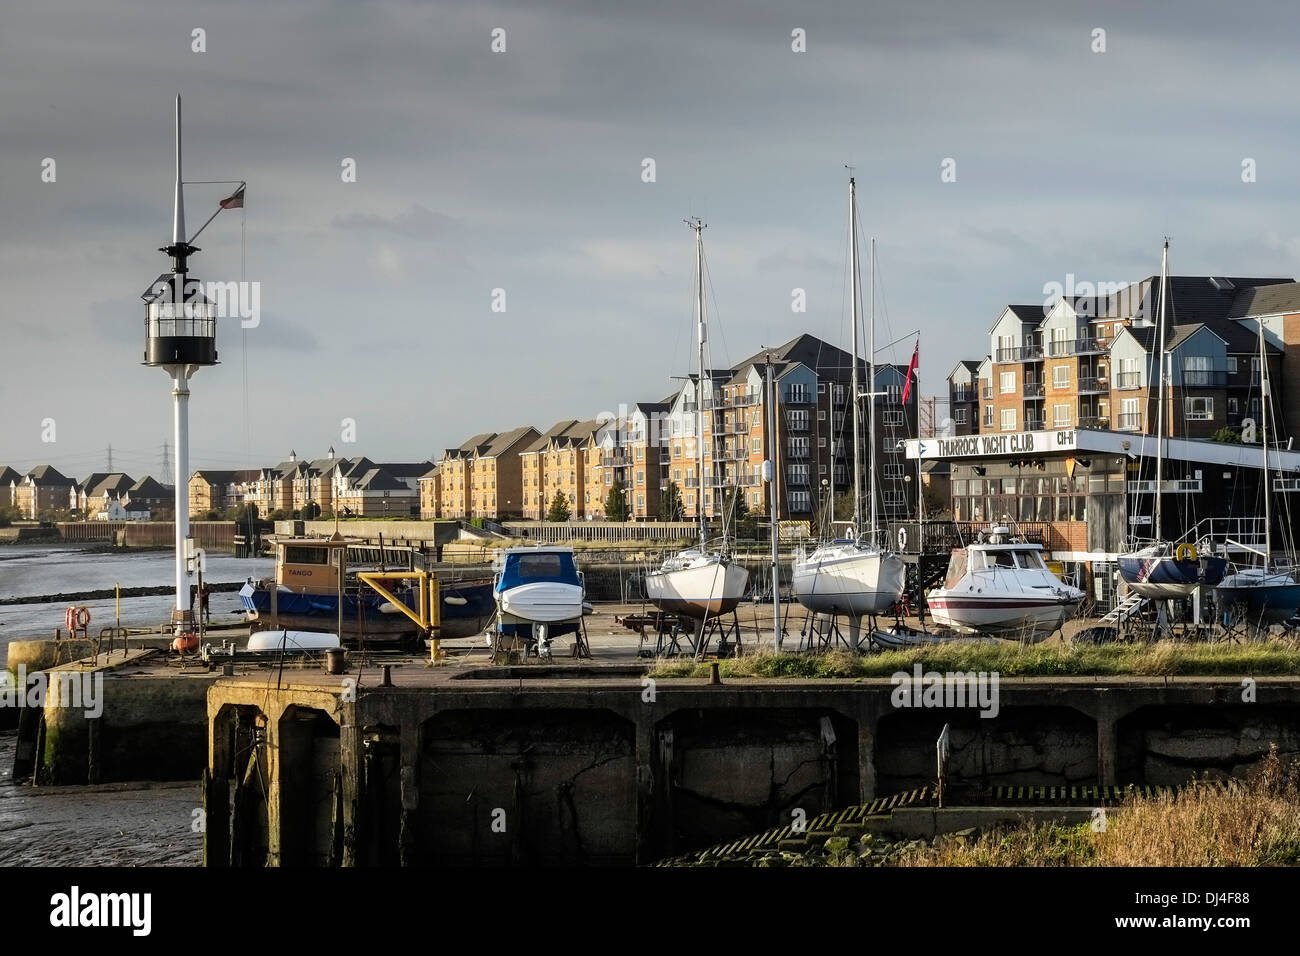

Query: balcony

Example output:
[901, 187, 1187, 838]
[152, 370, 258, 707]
[1078, 376, 1107, 394]
[1182, 370, 1227, 388]
[1115, 372, 1143, 390]
[1117, 412, 1143, 431]
[1046, 336, 1105, 357]
[996, 344, 1044, 363]
[952, 386, 976, 403]
[1023, 381, 1045, 398]
[982, 385, 992, 399]
[725, 390, 761, 407]
[602, 453, 631, 467]
[1078, 415, 1109, 430]
[1024, 417, 1045, 430]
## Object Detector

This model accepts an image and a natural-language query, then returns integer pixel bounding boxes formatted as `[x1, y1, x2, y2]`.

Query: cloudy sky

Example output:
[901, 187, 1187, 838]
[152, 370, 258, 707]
[4, 0, 1300, 480]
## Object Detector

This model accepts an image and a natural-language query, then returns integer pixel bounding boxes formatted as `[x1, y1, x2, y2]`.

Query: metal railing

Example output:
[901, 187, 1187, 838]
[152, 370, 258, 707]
[982, 385, 992, 399]
[996, 345, 1044, 363]
[1046, 336, 1105, 357]
[1023, 381, 1045, 398]
[1078, 415, 1109, 429]
[1115, 371, 1143, 389]
[1182, 369, 1227, 387]
[952, 387, 976, 403]
[1024, 417, 1045, 430]
[1078, 376, 1107, 393]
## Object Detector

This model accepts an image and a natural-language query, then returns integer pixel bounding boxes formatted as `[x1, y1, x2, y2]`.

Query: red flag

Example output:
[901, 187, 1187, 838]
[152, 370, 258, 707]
[901, 341, 919, 403]
[219, 186, 245, 209]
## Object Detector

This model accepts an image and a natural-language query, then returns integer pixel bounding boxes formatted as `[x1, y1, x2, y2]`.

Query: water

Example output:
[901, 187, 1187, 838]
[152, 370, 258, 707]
[0, 544, 271, 665]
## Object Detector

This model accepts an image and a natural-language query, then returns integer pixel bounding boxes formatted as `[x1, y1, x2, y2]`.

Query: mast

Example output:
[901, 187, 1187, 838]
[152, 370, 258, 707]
[1153, 239, 1169, 541]
[1261, 319, 1271, 566]
[848, 176, 863, 538]
[689, 217, 707, 551]
[869, 236, 878, 541]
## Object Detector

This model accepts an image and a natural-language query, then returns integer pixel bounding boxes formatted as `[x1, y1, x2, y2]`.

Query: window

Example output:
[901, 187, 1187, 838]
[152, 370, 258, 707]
[884, 462, 904, 479]
[983, 405, 994, 427]
[788, 437, 810, 457]
[789, 410, 809, 431]
[1117, 357, 1141, 389]
[818, 436, 827, 447]
[787, 383, 809, 403]
[1000, 409, 1016, 431]
[1053, 365, 1069, 388]
[956, 408, 968, 424]
[1000, 371, 1015, 394]
[1185, 396, 1214, 420]
[1227, 397, 1240, 417]
[788, 464, 809, 485]
[817, 410, 826, 420]
[1227, 357, 1238, 375]
[636, 470, 645, 485]
[1183, 354, 1212, 386]
[833, 385, 845, 405]
[883, 490, 906, 507]
[637, 495, 645, 508]
[998, 334, 1014, 357]
[790, 491, 811, 512]
[1053, 404, 1071, 427]
[886, 384, 902, 404]
[883, 410, 904, 426]
[1119, 397, 1140, 431]
[817, 383, 826, 394]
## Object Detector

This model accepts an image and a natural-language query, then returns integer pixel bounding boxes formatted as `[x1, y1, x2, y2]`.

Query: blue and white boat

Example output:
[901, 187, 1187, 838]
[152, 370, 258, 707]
[494, 546, 587, 655]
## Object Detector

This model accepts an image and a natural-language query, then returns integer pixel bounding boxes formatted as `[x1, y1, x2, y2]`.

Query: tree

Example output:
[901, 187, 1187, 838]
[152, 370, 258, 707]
[301, 501, 321, 520]
[605, 480, 630, 522]
[226, 502, 259, 524]
[721, 487, 759, 540]
[659, 480, 685, 521]
[1210, 425, 1242, 444]
[546, 491, 572, 522]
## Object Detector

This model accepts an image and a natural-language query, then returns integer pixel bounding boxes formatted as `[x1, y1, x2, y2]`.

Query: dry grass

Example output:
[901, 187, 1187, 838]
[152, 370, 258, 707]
[649, 640, 1300, 679]
[895, 746, 1300, 867]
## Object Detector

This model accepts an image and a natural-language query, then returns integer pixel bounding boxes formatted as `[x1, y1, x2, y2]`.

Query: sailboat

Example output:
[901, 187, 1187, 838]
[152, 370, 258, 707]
[791, 175, 906, 629]
[644, 218, 751, 619]
[1214, 322, 1300, 622]
[1117, 240, 1228, 598]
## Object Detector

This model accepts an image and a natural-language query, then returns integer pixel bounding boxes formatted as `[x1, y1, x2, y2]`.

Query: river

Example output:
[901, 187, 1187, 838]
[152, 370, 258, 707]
[0, 544, 271, 666]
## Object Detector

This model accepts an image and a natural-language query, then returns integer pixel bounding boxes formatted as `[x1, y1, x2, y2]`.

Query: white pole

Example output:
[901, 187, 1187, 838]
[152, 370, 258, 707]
[174, 370, 191, 629]
[848, 177, 862, 537]
[767, 355, 781, 649]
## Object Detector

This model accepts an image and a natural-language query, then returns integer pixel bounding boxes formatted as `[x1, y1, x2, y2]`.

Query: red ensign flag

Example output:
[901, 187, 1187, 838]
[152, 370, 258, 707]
[901, 341, 919, 403]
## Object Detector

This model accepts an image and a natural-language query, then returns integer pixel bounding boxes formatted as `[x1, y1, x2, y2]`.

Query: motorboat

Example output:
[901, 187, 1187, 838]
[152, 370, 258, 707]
[927, 526, 1084, 640]
[494, 546, 586, 656]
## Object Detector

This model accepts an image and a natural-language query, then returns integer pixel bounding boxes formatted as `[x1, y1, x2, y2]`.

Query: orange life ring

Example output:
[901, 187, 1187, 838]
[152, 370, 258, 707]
[75, 606, 91, 629]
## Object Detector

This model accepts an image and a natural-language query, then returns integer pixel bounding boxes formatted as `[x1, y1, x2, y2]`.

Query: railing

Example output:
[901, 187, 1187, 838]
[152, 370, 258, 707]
[1176, 516, 1266, 555]
[995, 345, 1044, 363]
[982, 385, 992, 399]
[602, 453, 631, 467]
[1023, 381, 1045, 398]
[1046, 336, 1105, 357]
[1117, 412, 1143, 431]
[1078, 376, 1107, 393]
[1115, 371, 1142, 389]
[1182, 370, 1227, 387]
[1024, 417, 1045, 430]
[1078, 415, 1109, 429]
[1128, 479, 1202, 494]
[952, 387, 976, 403]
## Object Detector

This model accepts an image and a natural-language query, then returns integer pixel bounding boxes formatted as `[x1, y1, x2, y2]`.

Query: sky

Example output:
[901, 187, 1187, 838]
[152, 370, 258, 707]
[4, 0, 1300, 481]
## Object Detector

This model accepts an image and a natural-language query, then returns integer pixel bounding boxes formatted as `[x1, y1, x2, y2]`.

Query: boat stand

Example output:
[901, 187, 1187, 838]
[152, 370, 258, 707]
[647, 613, 695, 658]
[798, 609, 874, 653]
[693, 611, 743, 660]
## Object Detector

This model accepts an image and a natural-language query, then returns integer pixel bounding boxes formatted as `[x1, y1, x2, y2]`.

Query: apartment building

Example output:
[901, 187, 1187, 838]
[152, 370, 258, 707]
[189, 469, 262, 515]
[12, 465, 77, 519]
[438, 433, 496, 519]
[520, 419, 600, 520]
[465, 426, 539, 519]
[947, 360, 981, 435]
[956, 274, 1299, 440]
[0, 466, 19, 511]
[418, 466, 440, 519]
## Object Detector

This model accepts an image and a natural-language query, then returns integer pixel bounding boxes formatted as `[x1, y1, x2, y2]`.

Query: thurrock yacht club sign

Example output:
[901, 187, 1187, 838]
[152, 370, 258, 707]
[908, 428, 1079, 460]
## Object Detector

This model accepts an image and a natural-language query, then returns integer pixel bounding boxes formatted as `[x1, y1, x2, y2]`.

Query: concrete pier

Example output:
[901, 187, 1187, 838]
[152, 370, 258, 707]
[201, 668, 1300, 866]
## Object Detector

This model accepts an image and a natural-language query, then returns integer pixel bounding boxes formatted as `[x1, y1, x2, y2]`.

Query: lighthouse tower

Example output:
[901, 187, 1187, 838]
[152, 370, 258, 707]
[141, 96, 218, 633]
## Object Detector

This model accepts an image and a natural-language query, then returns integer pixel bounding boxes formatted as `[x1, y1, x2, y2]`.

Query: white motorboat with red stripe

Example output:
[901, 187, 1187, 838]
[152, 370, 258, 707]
[927, 526, 1084, 640]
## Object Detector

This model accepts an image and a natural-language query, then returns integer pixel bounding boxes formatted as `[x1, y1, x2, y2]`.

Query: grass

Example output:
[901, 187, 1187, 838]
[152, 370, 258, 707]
[894, 746, 1300, 867]
[648, 640, 1300, 679]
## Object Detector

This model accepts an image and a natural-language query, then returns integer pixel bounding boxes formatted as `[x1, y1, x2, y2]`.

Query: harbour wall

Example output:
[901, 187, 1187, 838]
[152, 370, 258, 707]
[200, 673, 1300, 866]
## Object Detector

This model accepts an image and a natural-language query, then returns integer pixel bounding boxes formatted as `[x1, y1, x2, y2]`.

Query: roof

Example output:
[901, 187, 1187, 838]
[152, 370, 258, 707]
[373, 461, 435, 479]
[350, 468, 409, 492]
[25, 465, 74, 486]
[523, 420, 580, 454]
[192, 469, 261, 483]
[1116, 320, 1280, 355]
[419, 466, 440, 480]
[1227, 281, 1300, 319]
[986, 304, 1047, 334]
[0, 466, 20, 485]
[481, 426, 539, 458]
[444, 432, 497, 460]
[130, 476, 169, 498]
[80, 473, 135, 496]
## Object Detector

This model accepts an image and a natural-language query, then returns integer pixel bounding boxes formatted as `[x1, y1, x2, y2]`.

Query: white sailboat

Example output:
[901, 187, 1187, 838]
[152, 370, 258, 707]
[1118, 240, 1228, 598]
[792, 175, 906, 632]
[645, 218, 751, 619]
